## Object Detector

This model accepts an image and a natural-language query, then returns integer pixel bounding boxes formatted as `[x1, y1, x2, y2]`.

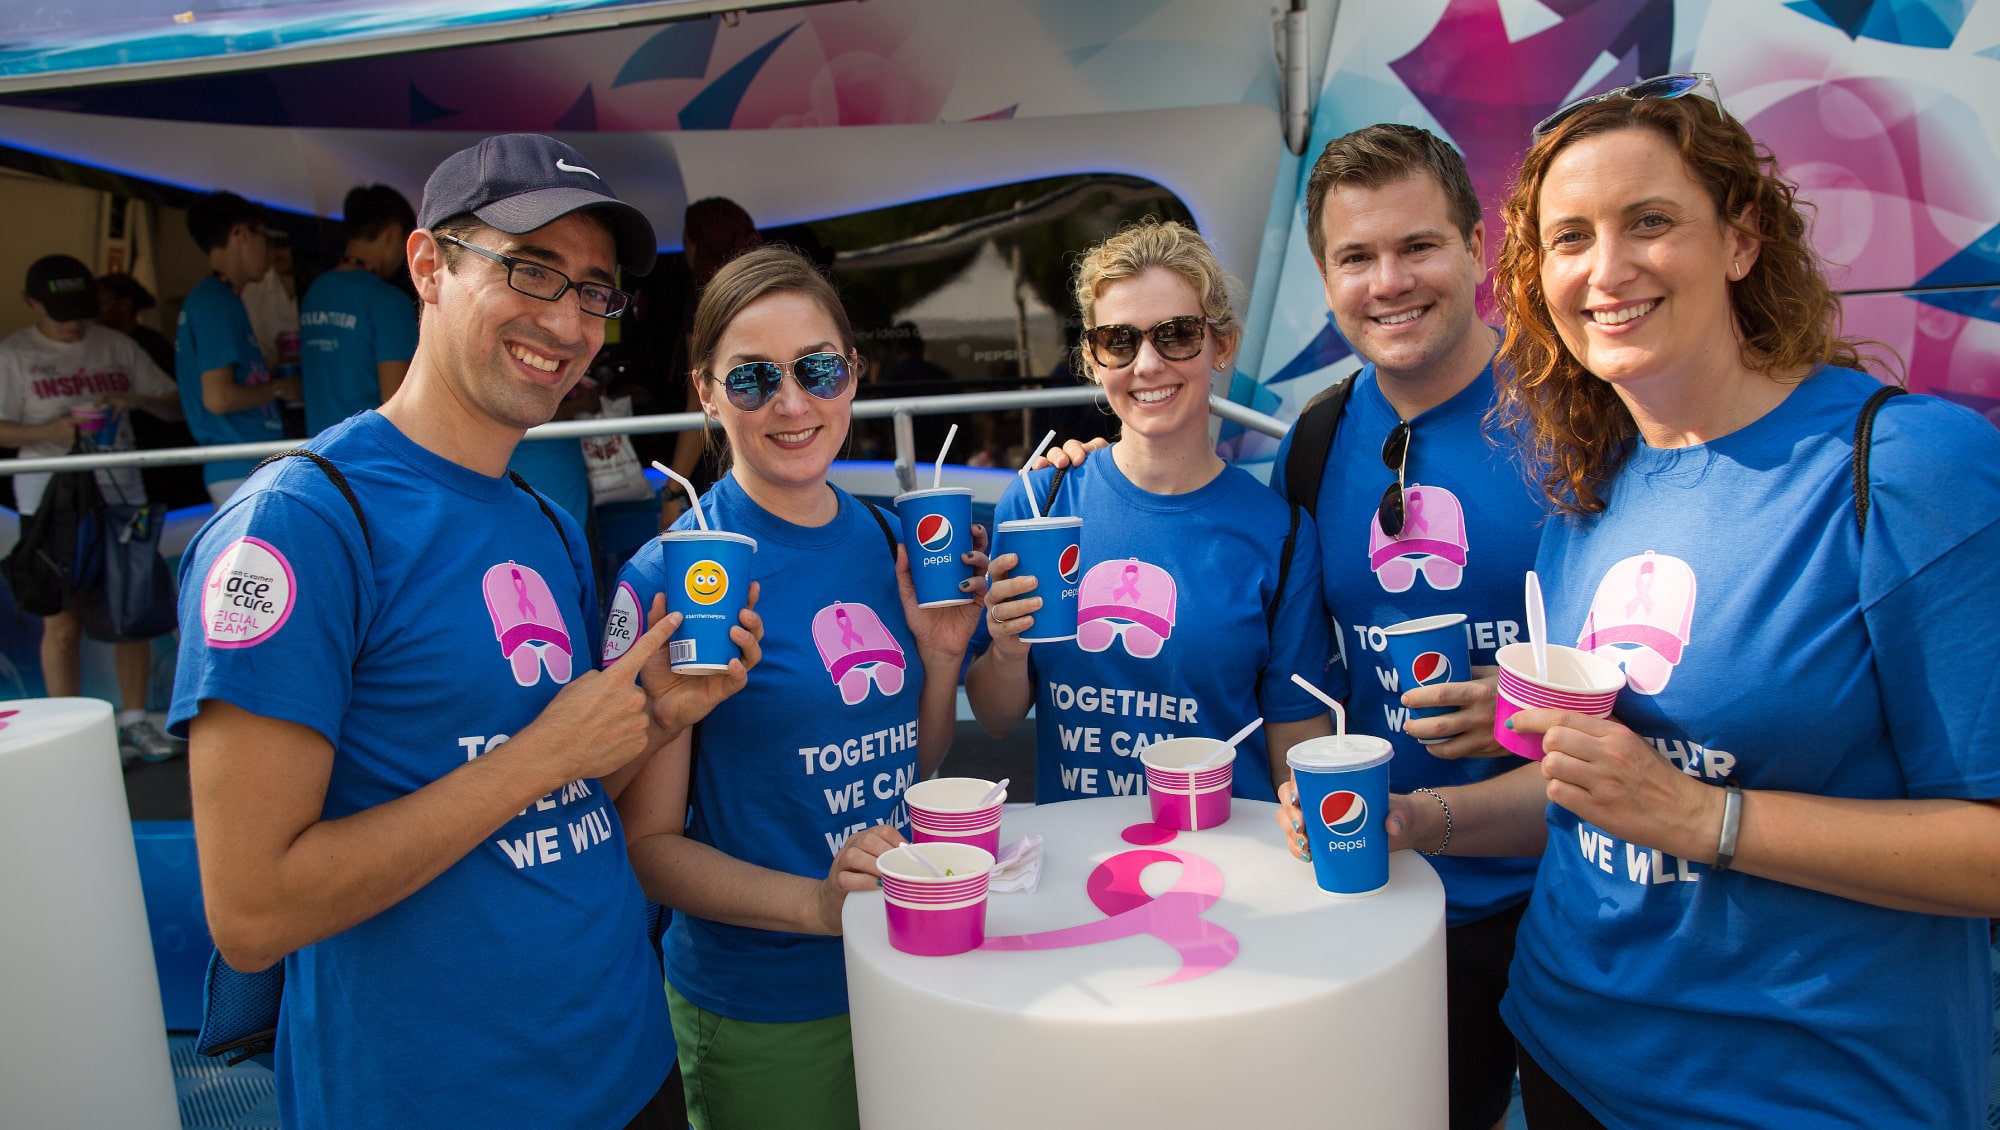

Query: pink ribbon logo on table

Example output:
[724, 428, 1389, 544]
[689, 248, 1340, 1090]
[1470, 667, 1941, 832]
[980, 847, 1237, 983]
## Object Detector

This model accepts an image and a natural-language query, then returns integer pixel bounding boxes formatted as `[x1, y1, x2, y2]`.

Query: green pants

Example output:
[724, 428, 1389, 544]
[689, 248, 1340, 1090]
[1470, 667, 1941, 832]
[666, 980, 861, 1130]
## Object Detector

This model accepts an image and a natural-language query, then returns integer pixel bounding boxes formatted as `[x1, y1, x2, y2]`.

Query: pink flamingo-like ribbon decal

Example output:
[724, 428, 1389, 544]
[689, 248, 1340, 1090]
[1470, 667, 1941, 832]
[980, 847, 1237, 984]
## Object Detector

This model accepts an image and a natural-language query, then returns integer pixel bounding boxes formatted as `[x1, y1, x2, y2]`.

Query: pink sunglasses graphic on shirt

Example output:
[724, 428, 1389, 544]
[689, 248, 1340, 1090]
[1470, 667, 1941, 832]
[811, 601, 907, 705]
[1076, 558, 1177, 659]
[480, 561, 574, 687]
[1576, 550, 1697, 695]
[1367, 483, 1468, 593]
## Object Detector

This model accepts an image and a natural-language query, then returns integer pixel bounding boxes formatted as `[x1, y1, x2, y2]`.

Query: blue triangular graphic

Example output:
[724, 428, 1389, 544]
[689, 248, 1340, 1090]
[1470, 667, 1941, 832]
[1787, 0, 1875, 36]
[409, 80, 458, 125]
[554, 85, 597, 132]
[614, 17, 720, 87]
[1917, 224, 2000, 288]
[1786, 0, 1966, 45]
[678, 23, 800, 131]
[1265, 315, 1355, 387]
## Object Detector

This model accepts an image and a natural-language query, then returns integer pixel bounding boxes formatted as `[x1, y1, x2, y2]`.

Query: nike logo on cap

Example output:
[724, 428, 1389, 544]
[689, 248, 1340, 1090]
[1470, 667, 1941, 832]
[555, 159, 599, 179]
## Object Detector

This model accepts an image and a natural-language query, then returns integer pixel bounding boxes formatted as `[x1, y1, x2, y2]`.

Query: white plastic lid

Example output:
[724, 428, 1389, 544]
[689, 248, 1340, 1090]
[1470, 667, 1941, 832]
[1286, 734, 1394, 772]
[996, 515, 1081, 531]
[894, 487, 973, 503]
[657, 530, 758, 551]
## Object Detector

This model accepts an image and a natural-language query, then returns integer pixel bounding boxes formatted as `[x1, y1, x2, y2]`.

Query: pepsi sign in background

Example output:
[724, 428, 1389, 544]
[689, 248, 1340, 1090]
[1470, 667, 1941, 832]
[895, 488, 976, 608]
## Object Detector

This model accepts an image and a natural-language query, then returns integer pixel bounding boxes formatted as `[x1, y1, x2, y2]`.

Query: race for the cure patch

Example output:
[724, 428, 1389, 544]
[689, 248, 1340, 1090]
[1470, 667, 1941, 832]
[202, 537, 296, 649]
[602, 581, 642, 663]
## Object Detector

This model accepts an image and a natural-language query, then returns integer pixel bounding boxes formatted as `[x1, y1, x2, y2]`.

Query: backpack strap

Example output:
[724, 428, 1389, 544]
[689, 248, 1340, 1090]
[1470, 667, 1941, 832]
[252, 449, 371, 558]
[1283, 374, 1355, 519]
[858, 497, 898, 561]
[1268, 501, 1301, 636]
[507, 470, 573, 556]
[1853, 385, 1907, 538]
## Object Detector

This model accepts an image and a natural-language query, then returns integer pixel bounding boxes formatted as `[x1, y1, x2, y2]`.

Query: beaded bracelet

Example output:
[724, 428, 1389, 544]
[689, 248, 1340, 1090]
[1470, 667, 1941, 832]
[1412, 787, 1452, 856]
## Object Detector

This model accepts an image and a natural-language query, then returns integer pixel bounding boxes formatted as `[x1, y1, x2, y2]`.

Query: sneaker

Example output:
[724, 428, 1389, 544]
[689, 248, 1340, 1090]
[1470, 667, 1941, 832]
[120, 720, 184, 765]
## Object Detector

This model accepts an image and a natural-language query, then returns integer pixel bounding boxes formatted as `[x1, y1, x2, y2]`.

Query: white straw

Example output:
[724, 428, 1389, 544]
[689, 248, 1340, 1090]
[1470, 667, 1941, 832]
[1018, 430, 1057, 519]
[902, 841, 946, 877]
[652, 461, 709, 531]
[933, 423, 958, 490]
[1290, 673, 1345, 741]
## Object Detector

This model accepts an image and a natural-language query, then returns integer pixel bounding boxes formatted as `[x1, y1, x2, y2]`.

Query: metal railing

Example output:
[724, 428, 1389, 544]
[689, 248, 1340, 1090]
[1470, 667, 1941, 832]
[2, 387, 1291, 494]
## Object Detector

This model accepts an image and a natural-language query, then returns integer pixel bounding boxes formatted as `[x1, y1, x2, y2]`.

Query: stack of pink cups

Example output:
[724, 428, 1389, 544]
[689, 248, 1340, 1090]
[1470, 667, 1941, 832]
[879, 843, 996, 956]
[905, 778, 1004, 857]
[1491, 641, 1626, 759]
[1139, 737, 1234, 831]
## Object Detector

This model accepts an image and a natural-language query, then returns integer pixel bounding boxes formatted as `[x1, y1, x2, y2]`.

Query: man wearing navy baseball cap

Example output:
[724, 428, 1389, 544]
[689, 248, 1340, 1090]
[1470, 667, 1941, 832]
[171, 135, 759, 1130]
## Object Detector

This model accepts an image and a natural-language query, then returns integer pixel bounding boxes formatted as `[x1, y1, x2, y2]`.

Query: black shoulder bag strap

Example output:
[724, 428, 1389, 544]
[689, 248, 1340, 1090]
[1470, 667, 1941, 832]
[1282, 373, 1356, 519]
[858, 496, 898, 561]
[252, 449, 372, 557]
[1852, 384, 1906, 538]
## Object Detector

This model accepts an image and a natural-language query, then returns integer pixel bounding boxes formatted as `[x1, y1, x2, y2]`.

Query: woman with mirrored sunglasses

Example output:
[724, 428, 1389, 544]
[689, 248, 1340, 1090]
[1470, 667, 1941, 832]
[608, 246, 987, 1130]
[964, 218, 1337, 808]
[1389, 81, 2000, 1128]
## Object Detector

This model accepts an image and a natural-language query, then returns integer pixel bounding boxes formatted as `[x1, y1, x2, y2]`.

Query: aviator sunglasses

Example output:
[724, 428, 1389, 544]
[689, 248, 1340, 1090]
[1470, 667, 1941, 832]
[1532, 73, 1726, 139]
[1083, 315, 1215, 369]
[1379, 420, 1411, 537]
[718, 351, 855, 411]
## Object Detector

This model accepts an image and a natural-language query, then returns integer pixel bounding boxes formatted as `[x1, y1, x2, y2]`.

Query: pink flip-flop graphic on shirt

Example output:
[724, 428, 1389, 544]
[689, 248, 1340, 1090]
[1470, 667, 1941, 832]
[811, 601, 907, 705]
[1077, 558, 1177, 659]
[1368, 483, 1468, 593]
[1576, 550, 1697, 695]
[481, 561, 574, 687]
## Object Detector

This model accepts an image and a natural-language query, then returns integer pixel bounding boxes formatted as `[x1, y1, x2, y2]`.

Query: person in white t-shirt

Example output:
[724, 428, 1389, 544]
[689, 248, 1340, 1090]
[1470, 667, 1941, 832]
[0, 254, 186, 762]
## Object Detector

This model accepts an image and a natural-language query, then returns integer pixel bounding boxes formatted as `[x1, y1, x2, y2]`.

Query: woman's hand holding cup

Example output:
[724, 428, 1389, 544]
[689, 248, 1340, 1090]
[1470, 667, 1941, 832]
[982, 551, 1042, 661]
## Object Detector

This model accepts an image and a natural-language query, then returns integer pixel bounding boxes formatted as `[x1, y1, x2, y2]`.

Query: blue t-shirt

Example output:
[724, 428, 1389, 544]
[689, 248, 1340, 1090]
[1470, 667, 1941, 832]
[1501, 367, 2000, 1128]
[300, 269, 416, 436]
[1270, 361, 1544, 927]
[615, 474, 920, 1023]
[968, 452, 1334, 805]
[509, 435, 592, 527]
[168, 410, 671, 1129]
[176, 274, 282, 483]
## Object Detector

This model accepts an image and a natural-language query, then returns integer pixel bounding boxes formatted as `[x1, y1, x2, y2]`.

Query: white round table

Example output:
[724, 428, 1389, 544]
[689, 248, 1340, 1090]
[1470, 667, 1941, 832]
[844, 796, 1447, 1129]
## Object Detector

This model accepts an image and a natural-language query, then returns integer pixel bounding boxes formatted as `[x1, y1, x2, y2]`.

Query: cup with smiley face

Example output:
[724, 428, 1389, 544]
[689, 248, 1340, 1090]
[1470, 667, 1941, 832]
[658, 530, 758, 673]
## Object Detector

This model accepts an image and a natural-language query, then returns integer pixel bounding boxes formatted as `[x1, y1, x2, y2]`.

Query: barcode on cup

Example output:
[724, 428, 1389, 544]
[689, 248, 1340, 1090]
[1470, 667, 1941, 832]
[670, 639, 696, 666]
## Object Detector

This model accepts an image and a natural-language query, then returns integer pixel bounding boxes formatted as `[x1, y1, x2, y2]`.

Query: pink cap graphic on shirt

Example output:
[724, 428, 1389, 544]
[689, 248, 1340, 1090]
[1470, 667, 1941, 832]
[481, 561, 574, 687]
[1077, 558, 1177, 659]
[1576, 550, 1697, 695]
[1368, 483, 1468, 593]
[812, 601, 907, 705]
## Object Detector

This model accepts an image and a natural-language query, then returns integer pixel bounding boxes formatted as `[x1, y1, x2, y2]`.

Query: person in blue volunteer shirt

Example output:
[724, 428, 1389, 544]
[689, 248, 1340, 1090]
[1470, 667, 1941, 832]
[171, 134, 761, 1130]
[300, 184, 417, 436]
[1400, 80, 2000, 1127]
[614, 245, 986, 1130]
[1265, 125, 1544, 1130]
[176, 191, 299, 506]
[966, 219, 1334, 804]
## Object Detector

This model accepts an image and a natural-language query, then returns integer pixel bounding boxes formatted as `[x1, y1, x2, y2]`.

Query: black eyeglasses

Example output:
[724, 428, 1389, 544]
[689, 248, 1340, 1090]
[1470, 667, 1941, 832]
[1083, 315, 1215, 369]
[719, 351, 855, 411]
[1379, 421, 1411, 537]
[1532, 73, 1725, 139]
[436, 233, 632, 319]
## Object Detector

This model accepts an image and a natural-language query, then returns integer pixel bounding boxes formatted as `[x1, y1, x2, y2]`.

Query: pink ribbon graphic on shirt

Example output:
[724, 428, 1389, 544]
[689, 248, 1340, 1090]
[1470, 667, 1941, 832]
[1111, 564, 1142, 602]
[835, 607, 865, 649]
[513, 569, 538, 619]
[980, 847, 1237, 983]
[1625, 558, 1656, 618]
[1404, 488, 1429, 534]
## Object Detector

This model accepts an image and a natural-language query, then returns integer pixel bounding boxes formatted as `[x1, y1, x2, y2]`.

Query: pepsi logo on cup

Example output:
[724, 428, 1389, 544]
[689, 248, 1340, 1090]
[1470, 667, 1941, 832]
[916, 513, 954, 554]
[1412, 650, 1453, 688]
[1057, 543, 1082, 584]
[1319, 790, 1369, 837]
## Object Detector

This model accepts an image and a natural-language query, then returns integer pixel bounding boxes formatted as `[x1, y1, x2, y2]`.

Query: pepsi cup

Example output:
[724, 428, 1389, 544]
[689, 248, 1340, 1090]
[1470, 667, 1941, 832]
[1381, 613, 1471, 731]
[894, 488, 976, 608]
[1287, 734, 1394, 898]
[996, 515, 1082, 643]
[1491, 642, 1624, 759]
[879, 842, 996, 957]
[657, 530, 757, 674]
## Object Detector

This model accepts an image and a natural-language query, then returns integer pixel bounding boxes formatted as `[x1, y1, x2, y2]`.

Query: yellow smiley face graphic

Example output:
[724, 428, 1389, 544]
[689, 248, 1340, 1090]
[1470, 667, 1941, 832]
[684, 559, 728, 605]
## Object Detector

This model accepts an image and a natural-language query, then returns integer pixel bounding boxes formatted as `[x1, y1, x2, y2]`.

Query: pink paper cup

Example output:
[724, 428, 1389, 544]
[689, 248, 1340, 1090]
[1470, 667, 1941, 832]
[1493, 642, 1625, 759]
[879, 843, 996, 956]
[905, 777, 1004, 858]
[1140, 737, 1235, 831]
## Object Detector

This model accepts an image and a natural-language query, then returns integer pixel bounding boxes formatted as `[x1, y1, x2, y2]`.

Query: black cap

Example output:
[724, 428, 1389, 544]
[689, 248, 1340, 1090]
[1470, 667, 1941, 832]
[25, 255, 99, 322]
[418, 134, 656, 276]
[96, 272, 157, 311]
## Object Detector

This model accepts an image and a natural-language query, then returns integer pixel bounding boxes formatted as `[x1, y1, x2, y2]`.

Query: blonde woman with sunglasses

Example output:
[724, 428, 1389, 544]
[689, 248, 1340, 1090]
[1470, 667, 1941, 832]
[610, 246, 986, 1130]
[965, 219, 1335, 805]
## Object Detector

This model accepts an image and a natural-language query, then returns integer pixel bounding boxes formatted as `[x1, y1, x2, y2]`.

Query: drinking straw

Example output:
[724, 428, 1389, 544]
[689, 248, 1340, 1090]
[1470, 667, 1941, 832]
[933, 423, 959, 490]
[651, 461, 709, 531]
[1018, 430, 1057, 519]
[1290, 673, 1345, 742]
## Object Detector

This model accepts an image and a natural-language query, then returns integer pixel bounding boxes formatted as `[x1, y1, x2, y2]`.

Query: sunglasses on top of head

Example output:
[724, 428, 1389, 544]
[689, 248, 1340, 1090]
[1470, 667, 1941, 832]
[1083, 315, 1216, 369]
[717, 351, 855, 412]
[1531, 73, 1728, 140]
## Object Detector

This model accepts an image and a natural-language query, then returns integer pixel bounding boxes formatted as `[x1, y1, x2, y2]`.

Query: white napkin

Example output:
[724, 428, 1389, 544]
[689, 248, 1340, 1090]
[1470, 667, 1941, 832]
[986, 834, 1044, 893]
